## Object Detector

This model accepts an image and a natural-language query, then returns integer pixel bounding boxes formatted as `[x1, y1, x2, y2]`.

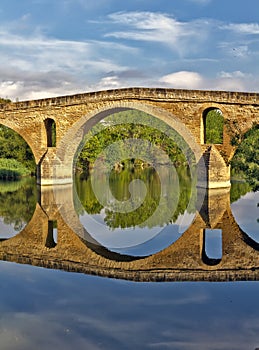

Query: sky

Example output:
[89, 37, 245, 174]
[0, 0, 259, 101]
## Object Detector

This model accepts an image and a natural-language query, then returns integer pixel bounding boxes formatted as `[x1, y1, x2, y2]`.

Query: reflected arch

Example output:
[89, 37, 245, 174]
[51, 183, 195, 262]
[2, 182, 259, 278]
[201, 228, 222, 266]
[230, 123, 258, 241]
[231, 188, 259, 243]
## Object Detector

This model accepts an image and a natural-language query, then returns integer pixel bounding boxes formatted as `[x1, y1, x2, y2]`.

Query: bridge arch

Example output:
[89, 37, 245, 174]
[56, 101, 205, 182]
[0, 120, 38, 163]
[1, 88, 258, 186]
[198, 103, 227, 145]
[51, 102, 207, 252]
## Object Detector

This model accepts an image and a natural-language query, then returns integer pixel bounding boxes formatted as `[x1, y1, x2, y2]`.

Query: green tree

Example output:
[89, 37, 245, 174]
[0, 97, 11, 104]
[0, 124, 36, 178]
[204, 109, 224, 144]
[76, 110, 192, 172]
[231, 124, 259, 191]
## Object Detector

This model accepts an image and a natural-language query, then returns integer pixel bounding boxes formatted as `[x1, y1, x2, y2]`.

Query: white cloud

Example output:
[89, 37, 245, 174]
[0, 9, 259, 100]
[158, 70, 258, 92]
[159, 71, 203, 89]
[106, 11, 210, 55]
[0, 30, 127, 74]
[213, 78, 245, 92]
[222, 23, 259, 35]
[0, 79, 84, 101]
[95, 76, 122, 90]
[2, 66, 257, 101]
[0, 27, 136, 100]
[214, 70, 259, 91]
[219, 71, 246, 79]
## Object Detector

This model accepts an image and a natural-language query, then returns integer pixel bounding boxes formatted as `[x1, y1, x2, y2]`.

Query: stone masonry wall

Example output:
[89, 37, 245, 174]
[0, 88, 258, 184]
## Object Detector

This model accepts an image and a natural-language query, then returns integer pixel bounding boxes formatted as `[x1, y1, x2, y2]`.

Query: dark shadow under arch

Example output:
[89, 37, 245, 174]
[44, 118, 56, 147]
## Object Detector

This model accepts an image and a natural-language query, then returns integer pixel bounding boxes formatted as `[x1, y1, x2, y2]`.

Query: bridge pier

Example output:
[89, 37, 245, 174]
[197, 187, 230, 228]
[37, 148, 73, 185]
[197, 145, 231, 189]
[36, 144, 232, 189]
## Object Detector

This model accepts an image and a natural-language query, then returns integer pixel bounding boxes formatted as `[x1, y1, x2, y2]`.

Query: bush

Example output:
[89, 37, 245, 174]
[0, 158, 31, 180]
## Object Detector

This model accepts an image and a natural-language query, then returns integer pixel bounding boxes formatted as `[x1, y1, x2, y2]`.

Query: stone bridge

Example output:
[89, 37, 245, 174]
[0, 185, 259, 282]
[0, 88, 258, 187]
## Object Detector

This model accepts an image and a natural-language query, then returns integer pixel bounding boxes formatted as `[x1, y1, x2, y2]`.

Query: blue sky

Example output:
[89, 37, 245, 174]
[0, 0, 259, 100]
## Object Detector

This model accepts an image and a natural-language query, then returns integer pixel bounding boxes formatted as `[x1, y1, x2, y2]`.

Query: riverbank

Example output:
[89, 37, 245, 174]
[0, 158, 32, 180]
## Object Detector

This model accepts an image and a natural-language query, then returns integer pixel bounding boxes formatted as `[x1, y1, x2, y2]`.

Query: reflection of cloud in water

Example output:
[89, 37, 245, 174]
[175, 212, 196, 233]
[1, 261, 259, 350]
[80, 211, 167, 250]
[231, 191, 259, 238]
[79, 209, 195, 255]
[0, 218, 25, 238]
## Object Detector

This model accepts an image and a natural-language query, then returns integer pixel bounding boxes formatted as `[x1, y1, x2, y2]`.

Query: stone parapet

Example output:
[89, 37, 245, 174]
[1, 88, 258, 110]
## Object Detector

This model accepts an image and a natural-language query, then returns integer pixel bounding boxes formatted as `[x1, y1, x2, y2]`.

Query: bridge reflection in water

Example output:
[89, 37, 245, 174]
[0, 184, 258, 282]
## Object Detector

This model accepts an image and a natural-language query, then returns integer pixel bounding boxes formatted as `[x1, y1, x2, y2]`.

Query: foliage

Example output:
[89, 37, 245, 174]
[205, 109, 224, 144]
[0, 177, 37, 231]
[0, 124, 36, 175]
[231, 124, 259, 191]
[75, 173, 104, 214]
[76, 110, 194, 171]
[75, 166, 195, 230]
[230, 181, 252, 203]
[0, 97, 36, 181]
[0, 177, 32, 193]
[0, 97, 11, 104]
[0, 158, 31, 179]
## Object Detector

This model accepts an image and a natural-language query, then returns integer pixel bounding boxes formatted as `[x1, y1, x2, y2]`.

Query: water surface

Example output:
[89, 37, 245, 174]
[0, 173, 258, 350]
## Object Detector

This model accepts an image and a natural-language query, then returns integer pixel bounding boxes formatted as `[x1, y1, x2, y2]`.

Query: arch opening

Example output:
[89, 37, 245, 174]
[0, 124, 37, 240]
[45, 118, 56, 147]
[202, 108, 224, 145]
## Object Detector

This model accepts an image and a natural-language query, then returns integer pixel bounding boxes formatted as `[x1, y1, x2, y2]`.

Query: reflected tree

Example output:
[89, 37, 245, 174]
[76, 166, 195, 230]
[0, 178, 37, 230]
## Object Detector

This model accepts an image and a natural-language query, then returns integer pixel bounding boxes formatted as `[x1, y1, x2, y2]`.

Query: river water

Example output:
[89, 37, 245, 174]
[0, 170, 258, 350]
